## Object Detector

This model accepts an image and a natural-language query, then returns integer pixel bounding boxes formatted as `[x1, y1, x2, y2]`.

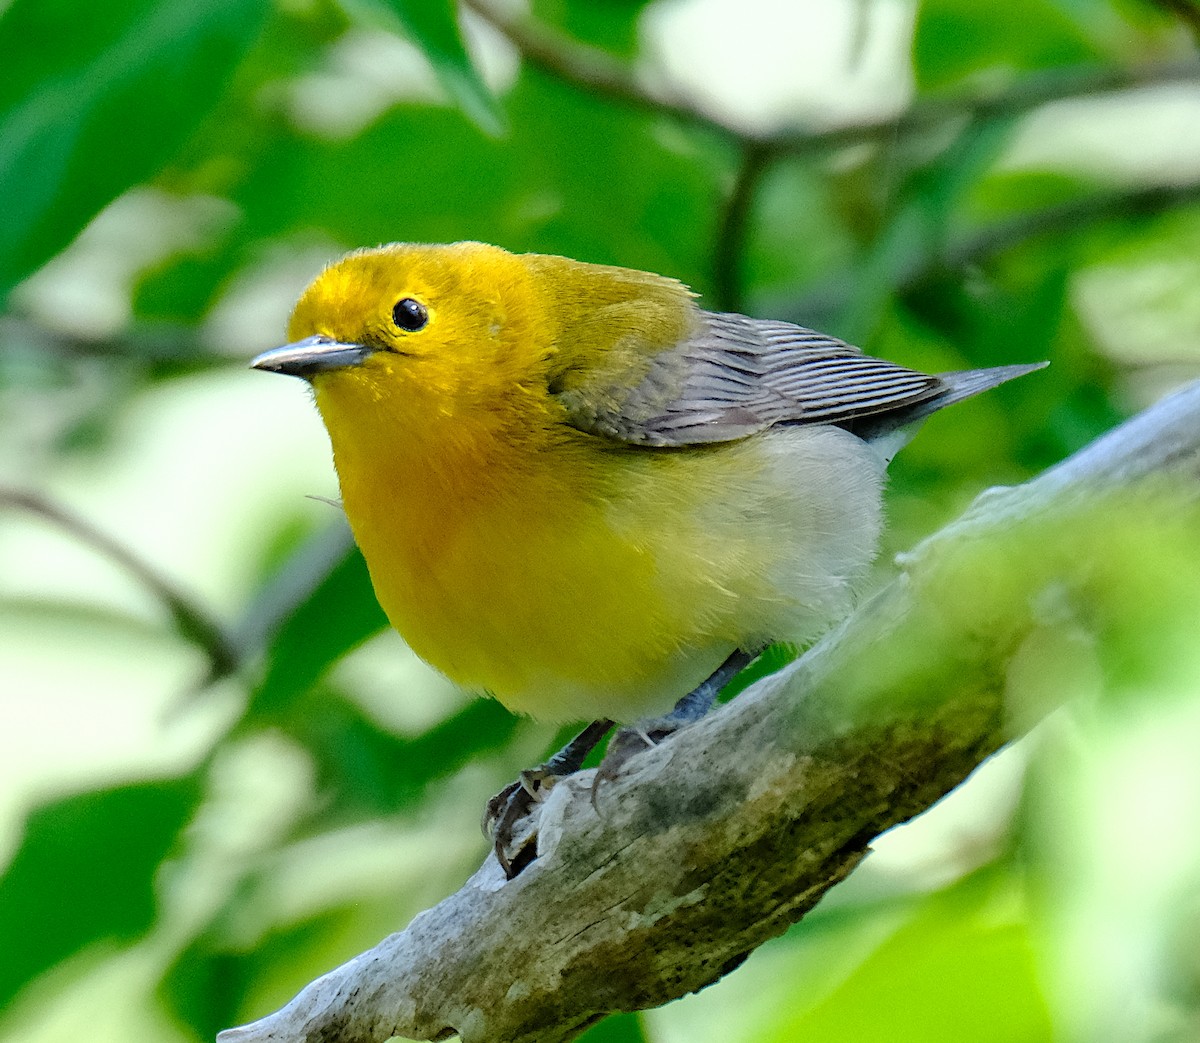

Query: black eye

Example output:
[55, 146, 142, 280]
[392, 297, 428, 332]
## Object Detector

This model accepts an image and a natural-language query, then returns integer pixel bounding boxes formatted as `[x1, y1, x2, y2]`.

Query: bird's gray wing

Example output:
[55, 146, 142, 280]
[554, 310, 946, 447]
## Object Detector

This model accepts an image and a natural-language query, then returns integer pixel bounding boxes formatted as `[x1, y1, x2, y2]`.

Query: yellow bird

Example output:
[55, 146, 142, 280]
[253, 241, 1041, 870]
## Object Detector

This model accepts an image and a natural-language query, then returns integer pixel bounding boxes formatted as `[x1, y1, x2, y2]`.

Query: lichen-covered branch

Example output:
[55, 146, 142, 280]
[218, 381, 1200, 1043]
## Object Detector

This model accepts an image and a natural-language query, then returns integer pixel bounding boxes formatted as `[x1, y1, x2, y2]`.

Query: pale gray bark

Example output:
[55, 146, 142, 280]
[218, 380, 1200, 1043]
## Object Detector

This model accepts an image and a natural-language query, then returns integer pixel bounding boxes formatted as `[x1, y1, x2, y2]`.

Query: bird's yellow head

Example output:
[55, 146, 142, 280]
[254, 241, 696, 457]
[257, 241, 552, 423]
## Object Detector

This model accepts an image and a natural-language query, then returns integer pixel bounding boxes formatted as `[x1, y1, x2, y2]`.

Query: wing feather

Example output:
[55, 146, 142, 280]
[555, 310, 947, 446]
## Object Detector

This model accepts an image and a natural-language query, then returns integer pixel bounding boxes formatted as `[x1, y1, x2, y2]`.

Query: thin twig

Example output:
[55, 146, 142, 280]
[772, 60, 1200, 157]
[922, 179, 1200, 285]
[1150, 0, 1200, 47]
[468, 0, 1200, 322]
[772, 176, 1200, 327]
[462, 0, 739, 142]
[0, 488, 239, 680]
[466, 0, 1200, 154]
[0, 315, 222, 369]
[712, 142, 775, 312]
[233, 517, 354, 655]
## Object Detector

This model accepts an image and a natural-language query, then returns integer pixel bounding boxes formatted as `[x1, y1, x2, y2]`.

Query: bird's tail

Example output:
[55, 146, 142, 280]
[858, 361, 1048, 462]
[924, 362, 1049, 416]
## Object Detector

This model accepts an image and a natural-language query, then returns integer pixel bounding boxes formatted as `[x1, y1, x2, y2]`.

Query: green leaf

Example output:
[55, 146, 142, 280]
[968, 170, 1099, 222]
[768, 868, 1053, 1043]
[0, 777, 200, 1007]
[577, 1012, 649, 1043]
[290, 693, 520, 818]
[0, 0, 268, 298]
[382, 0, 505, 135]
[531, 0, 656, 58]
[913, 0, 1101, 91]
[163, 908, 351, 1042]
[249, 542, 388, 720]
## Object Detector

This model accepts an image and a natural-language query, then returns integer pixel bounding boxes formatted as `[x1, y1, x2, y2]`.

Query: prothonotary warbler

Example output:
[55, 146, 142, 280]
[252, 241, 1044, 875]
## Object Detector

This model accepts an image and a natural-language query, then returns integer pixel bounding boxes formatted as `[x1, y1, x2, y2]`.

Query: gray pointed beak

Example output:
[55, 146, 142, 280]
[251, 335, 375, 378]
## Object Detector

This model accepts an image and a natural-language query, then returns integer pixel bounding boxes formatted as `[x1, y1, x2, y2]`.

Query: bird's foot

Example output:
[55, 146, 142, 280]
[484, 718, 615, 879]
[590, 649, 757, 810]
[483, 765, 561, 879]
[590, 715, 685, 810]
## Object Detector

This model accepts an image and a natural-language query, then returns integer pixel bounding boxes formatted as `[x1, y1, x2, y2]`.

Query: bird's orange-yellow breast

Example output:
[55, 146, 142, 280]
[285, 242, 883, 721]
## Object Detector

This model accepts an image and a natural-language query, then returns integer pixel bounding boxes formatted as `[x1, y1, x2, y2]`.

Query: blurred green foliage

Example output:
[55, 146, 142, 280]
[0, 777, 201, 1008]
[1, 0, 1199, 1040]
[384, 0, 506, 134]
[772, 865, 1053, 1043]
[0, 0, 269, 294]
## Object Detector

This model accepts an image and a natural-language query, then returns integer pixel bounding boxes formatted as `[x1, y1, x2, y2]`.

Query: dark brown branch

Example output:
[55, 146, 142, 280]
[711, 142, 774, 312]
[1149, 0, 1200, 47]
[466, 0, 1200, 154]
[772, 60, 1200, 156]
[775, 176, 1200, 327]
[466, 0, 1200, 323]
[461, 0, 739, 141]
[0, 315, 221, 370]
[914, 179, 1200, 290]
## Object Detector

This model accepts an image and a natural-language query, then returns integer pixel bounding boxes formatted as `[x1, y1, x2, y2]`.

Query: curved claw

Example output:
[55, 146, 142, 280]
[485, 767, 557, 878]
[482, 720, 615, 879]
[590, 720, 680, 813]
[481, 779, 523, 838]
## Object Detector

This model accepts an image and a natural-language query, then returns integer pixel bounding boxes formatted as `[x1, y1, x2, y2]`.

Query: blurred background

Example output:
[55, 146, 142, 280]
[3, 0, 1200, 1040]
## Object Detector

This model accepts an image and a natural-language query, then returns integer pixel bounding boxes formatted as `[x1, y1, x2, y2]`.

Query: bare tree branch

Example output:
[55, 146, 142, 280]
[217, 382, 1200, 1043]
[773, 177, 1200, 331]
[711, 142, 773, 313]
[0, 314, 221, 370]
[461, 0, 737, 141]
[903, 179, 1200, 294]
[1149, 0, 1200, 47]
[0, 487, 239, 681]
[465, 0, 1200, 322]
[465, 0, 1200, 153]
[772, 59, 1200, 157]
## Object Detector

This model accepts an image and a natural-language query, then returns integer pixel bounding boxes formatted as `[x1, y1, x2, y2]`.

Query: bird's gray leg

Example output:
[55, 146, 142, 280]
[486, 650, 756, 878]
[666, 648, 756, 723]
[485, 717, 615, 878]
[594, 648, 756, 794]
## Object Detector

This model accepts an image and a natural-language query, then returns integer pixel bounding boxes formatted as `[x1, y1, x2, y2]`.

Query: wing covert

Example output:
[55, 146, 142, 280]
[555, 310, 946, 446]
